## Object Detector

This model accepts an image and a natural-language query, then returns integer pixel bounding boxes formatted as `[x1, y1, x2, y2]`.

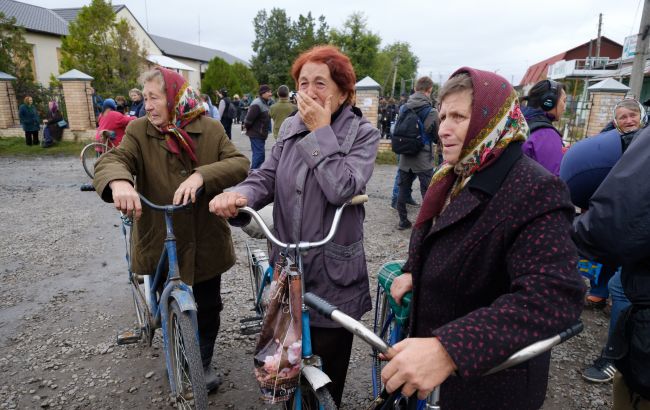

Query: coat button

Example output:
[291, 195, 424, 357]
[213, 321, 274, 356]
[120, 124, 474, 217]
[312, 150, 319, 156]
[297, 189, 302, 195]
[180, 170, 188, 177]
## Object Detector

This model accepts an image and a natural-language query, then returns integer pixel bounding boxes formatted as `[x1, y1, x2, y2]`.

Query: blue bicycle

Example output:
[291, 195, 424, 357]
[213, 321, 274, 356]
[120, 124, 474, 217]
[116, 192, 208, 410]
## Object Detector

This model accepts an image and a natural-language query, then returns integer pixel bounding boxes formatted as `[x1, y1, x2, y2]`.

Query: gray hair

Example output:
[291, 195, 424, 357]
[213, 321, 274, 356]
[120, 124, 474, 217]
[142, 69, 165, 93]
[438, 73, 473, 103]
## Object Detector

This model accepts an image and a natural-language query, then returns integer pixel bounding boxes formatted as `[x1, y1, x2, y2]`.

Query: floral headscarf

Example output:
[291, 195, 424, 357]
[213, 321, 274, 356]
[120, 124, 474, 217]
[151, 66, 205, 163]
[415, 67, 528, 228]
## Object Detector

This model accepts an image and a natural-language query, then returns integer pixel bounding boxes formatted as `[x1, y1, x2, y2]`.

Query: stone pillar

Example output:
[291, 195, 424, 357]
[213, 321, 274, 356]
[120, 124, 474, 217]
[355, 76, 381, 128]
[57, 69, 96, 131]
[0, 72, 19, 129]
[585, 79, 630, 137]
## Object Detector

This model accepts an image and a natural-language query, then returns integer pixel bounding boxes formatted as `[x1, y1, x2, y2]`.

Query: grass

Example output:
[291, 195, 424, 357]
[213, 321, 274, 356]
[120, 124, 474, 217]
[375, 150, 397, 165]
[0, 136, 86, 156]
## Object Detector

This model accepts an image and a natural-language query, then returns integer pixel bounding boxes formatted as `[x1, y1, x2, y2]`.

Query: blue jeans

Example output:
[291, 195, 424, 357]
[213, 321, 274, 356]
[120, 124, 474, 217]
[250, 137, 266, 169]
[607, 270, 631, 340]
[588, 263, 617, 299]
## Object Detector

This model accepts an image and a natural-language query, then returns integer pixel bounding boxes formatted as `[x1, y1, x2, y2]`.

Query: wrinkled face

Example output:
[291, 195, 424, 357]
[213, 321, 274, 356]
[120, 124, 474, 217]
[615, 106, 641, 133]
[143, 79, 169, 127]
[297, 62, 347, 113]
[129, 91, 141, 102]
[438, 90, 473, 165]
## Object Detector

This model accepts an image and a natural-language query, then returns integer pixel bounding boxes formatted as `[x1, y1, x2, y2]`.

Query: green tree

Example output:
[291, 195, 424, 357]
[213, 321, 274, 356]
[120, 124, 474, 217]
[292, 12, 329, 55]
[231, 62, 258, 96]
[330, 12, 381, 80]
[250, 8, 294, 87]
[373, 42, 419, 97]
[60, 0, 144, 97]
[0, 12, 34, 81]
[201, 57, 239, 99]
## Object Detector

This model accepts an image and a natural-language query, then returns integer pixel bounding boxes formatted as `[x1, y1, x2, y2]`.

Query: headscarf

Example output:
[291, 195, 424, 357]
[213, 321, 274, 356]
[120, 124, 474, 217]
[415, 67, 528, 228]
[48, 100, 58, 113]
[151, 66, 205, 163]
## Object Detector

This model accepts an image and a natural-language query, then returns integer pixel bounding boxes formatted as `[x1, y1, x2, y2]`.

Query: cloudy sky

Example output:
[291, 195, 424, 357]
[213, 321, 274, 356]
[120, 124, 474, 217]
[23, 0, 642, 84]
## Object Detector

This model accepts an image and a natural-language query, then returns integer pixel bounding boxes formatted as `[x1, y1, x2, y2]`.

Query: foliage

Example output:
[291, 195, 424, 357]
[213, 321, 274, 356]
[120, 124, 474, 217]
[201, 57, 239, 98]
[60, 0, 145, 97]
[330, 12, 381, 80]
[231, 62, 259, 96]
[250, 9, 329, 88]
[0, 12, 34, 81]
[0, 137, 85, 156]
[375, 149, 397, 165]
[373, 42, 419, 98]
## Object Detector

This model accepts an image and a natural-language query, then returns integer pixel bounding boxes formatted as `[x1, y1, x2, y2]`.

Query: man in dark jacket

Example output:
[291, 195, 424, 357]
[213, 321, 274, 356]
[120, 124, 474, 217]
[573, 126, 650, 408]
[395, 76, 439, 230]
[244, 84, 272, 169]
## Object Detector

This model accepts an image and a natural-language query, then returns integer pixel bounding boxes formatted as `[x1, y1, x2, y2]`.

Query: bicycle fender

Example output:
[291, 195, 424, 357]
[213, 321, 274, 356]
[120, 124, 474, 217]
[302, 365, 331, 391]
[170, 289, 197, 312]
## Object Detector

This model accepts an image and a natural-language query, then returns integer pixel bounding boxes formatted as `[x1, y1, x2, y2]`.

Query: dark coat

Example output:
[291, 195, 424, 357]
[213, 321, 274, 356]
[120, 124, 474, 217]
[244, 97, 271, 140]
[46, 110, 64, 142]
[19, 103, 40, 132]
[93, 116, 250, 285]
[403, 143, 584, 409]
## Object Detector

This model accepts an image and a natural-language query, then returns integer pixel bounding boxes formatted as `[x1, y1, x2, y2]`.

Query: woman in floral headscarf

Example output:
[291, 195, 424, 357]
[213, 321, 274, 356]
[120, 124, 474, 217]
[383, 68, 584, 409]
[93, 67, 249, 392]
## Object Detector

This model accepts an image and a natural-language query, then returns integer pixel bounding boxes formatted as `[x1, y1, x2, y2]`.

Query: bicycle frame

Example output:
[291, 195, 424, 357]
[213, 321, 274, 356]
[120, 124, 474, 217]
[237, 194, 369, 409]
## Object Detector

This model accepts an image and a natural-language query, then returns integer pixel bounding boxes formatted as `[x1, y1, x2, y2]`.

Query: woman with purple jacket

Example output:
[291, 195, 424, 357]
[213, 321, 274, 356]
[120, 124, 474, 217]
[209, 45, 380, 407]
[521, 79, 567, 176]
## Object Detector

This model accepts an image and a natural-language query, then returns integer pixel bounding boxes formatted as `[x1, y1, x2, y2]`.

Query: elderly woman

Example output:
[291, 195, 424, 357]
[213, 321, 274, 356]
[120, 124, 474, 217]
[209, 45, 380, 406]
[19, 96, 40, 146]
[128, 88, 145, 118]
[93, 67, 249, 391]
[385, 68, 584, 409]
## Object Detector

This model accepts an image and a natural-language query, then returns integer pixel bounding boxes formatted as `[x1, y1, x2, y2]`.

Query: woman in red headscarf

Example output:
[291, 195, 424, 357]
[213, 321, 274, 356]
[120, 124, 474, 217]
[384, 68, 584, 409]
[93, 67, 250, 392]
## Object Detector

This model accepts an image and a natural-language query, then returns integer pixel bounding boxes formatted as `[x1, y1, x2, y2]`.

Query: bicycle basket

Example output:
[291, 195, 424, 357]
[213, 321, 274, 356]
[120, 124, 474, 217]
[377, 260, 412, 327]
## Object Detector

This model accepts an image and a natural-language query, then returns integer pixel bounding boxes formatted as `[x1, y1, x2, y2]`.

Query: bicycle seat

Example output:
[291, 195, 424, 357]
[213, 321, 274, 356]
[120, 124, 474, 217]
[241, 204, 274, 239]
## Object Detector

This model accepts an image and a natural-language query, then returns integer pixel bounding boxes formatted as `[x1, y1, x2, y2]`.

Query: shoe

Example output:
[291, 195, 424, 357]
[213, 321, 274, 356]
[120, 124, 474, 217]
[405, 199, 420, 207]
[204, 365, 223, 392]
[584, 295, 607, 310]
[397, 220, 412, 230]
[582, 357, 616, 383]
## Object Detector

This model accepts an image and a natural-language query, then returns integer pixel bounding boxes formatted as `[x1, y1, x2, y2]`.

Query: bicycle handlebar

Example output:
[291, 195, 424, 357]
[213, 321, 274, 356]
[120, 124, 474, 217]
[304, 291, 583, 377]
[236, 194, 368, 251]
[138, 187, 204, 212]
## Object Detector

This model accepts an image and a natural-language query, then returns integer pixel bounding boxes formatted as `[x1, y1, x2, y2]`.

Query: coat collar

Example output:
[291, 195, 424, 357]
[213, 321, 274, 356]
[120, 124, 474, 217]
[425, 141, 523, 238]
[146, 116, 204, 139]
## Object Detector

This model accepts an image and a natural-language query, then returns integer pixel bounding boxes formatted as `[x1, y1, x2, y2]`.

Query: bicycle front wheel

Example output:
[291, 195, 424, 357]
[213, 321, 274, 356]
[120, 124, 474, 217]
[80, 142, 109, 179]
[371, 285, 397, 397]
[285, 377, 337, 410]
[167, 301, 208, 410]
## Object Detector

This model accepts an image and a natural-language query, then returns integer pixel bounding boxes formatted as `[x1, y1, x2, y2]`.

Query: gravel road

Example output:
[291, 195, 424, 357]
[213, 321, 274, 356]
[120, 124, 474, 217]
[0, 127, 612, 409]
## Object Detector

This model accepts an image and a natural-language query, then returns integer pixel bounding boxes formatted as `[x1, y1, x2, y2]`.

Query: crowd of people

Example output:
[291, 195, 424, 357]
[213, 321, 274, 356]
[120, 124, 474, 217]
[77, 42, 650, 409]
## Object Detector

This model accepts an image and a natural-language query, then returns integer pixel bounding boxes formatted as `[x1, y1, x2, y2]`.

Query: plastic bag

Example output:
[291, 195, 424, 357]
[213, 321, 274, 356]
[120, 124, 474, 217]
[253, 255, 302, 403]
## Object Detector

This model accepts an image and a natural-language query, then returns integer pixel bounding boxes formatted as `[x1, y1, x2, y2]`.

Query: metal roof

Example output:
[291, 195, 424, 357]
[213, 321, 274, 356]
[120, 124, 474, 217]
[0, 0, 68, 35]
[355, 76, 381, 90]
[0, 71, 17, 80]
[57, 69, 94, 81]
[588, 78, 630, 92]
[150, 34, 248, 66]
[51, 5, 124, 23]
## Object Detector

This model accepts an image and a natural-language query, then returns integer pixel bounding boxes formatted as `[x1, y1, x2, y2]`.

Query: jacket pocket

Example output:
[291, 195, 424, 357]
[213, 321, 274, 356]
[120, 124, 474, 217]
[323, 239, 365, 287]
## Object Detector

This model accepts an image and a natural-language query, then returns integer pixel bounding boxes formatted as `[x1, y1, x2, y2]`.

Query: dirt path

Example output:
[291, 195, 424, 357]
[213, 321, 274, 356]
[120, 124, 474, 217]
[0, 128, 612, 409]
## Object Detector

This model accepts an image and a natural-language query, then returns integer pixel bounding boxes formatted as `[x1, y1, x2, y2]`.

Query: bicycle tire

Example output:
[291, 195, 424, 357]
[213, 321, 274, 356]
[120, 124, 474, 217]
[245, 240, 270, 316]
[371, 286, 395, 397]
[285, 377, 337, 410]
[167, 300, 208, 410]
[80, 142, 109, 179]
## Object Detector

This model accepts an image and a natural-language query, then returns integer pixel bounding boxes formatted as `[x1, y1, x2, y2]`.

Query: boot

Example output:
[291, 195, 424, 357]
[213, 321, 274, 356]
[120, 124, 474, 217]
[203, 364, 223, 392]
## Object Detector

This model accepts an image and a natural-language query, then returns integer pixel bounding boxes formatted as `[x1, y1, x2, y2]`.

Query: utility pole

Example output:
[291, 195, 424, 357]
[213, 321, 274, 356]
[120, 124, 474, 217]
[391, 56, 400, 98]
[595, 13, 602, 59]
[630, 0, 650, 99]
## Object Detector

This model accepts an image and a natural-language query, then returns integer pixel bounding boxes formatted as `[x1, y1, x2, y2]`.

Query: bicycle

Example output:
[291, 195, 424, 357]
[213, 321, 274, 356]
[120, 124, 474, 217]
[305, 291, 583, 410]
[236, 194, 369, 409]
[115, 191, 208, 410]
[80, 129, 117, 179]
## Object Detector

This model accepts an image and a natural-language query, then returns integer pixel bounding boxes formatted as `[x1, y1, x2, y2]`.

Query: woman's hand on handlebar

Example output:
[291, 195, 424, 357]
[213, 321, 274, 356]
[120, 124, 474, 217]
[390, 273, 413, 306]
[209, 192, 248, 218]
[174, 172, 203, 205]
[110, 180, 142, 220]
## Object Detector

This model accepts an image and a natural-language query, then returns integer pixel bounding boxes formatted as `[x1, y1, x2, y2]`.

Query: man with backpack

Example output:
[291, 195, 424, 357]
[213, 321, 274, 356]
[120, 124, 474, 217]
[218, 88, 237, 139]
[392, 76, 439, 230]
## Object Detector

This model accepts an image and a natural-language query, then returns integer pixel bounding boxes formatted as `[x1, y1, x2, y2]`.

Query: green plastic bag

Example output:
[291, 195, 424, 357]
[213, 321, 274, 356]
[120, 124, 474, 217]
[376, 260, 411, 326]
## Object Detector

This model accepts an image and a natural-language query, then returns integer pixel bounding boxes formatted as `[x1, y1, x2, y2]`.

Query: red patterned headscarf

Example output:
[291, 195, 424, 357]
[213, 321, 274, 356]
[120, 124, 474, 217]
[415, 67, 528, 228]
[150, 66, 205, 163]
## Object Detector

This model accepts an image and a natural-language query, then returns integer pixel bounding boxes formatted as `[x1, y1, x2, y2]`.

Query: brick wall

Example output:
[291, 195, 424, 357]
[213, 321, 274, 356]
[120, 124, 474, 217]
[586, 92, 626, 136]
[0, 80, 19, 129]
[356, 89, 379, 128]
[60, 80, 95, 131]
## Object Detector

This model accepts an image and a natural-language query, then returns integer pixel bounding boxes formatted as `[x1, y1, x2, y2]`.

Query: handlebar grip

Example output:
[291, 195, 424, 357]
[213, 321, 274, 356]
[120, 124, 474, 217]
[559, 322, 583, 343]
[348, 194, 369, 205]
[304, 292, 338, 318]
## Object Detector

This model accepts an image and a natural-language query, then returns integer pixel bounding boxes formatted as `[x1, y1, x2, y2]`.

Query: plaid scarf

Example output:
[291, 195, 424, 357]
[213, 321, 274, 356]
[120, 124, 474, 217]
[152, 67, 205, 163]
[415, 67, 528, 228]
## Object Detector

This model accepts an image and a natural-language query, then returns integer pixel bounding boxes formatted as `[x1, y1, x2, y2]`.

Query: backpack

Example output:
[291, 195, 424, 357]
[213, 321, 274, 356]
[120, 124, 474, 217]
[223, 98, 237, 120]
[391, 105, 433, 155]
